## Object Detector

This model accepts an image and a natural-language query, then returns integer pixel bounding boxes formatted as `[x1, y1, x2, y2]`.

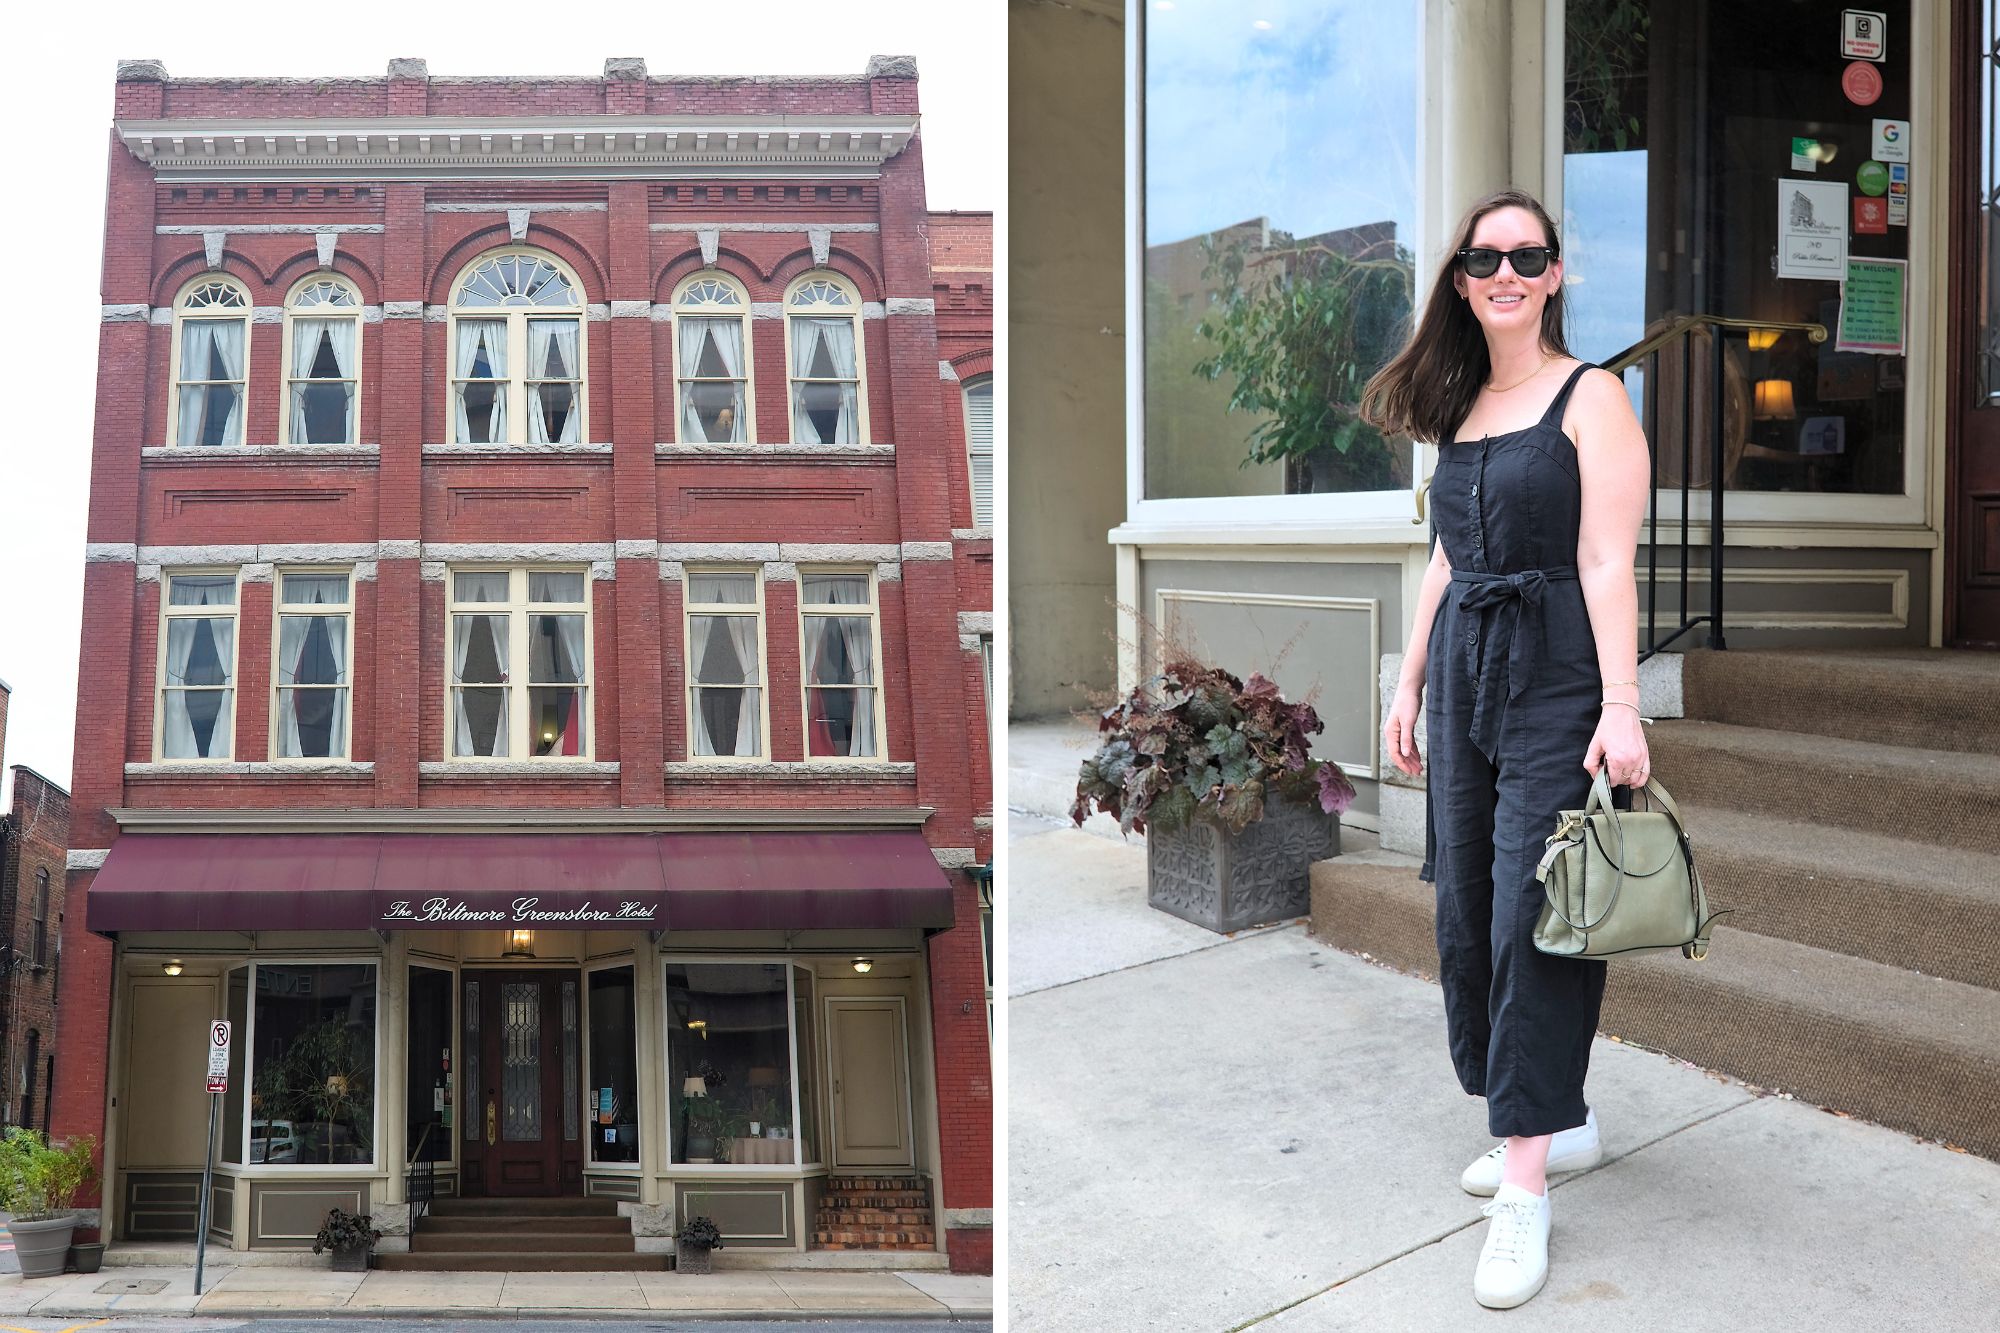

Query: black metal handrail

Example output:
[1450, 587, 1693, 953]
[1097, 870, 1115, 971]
[406, 1119, 438, 1226]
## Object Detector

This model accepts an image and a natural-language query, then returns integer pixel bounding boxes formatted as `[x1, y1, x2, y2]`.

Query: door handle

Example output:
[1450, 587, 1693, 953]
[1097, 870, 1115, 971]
[486, 1100, 497, 1146]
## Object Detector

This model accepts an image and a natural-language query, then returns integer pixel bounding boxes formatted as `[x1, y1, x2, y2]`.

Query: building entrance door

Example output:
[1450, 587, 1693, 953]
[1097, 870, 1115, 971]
[462, 969, 583, 1196]
[825, 997, 914, 1169]
[1948, 0, 2000, 646]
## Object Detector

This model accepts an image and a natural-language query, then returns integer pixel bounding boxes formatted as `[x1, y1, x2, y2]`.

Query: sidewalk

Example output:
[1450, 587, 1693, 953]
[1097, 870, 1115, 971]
[0, 1264, 991, 1320]
[1008, 722, 2000, 1331]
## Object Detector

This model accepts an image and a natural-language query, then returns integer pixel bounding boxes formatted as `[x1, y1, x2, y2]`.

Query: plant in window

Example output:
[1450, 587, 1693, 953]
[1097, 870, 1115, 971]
[1192, 232, 1415, 494]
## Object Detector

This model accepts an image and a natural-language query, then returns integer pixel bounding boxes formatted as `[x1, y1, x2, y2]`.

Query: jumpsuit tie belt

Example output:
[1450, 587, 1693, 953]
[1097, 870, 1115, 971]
[1450, 566, 1580, 763]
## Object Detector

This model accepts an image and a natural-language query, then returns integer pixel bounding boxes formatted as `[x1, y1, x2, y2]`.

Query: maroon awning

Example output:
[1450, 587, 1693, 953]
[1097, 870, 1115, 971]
[85, 830, 956, 934]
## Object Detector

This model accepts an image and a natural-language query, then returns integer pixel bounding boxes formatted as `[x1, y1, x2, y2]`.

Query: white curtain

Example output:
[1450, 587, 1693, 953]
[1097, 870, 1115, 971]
[289, 317, 356, 445]
[802, 614, 875, 758]
[726, 616, 760, 755]
[527, 320, 581, 444]
[454, 321, 506, 443]
[680, 318, 744, 443]
[163, 618, 233, 757]
[694, 616, 761, 756]
[789, 318, 857, 445]
[276, 615, 348, 758]
[554, 613, 586, 685]
[452, 615, 507, 756]
[178, 319, 245, 446]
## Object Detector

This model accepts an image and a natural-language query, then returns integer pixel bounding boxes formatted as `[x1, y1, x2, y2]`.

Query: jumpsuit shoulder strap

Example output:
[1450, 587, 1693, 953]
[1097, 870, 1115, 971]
[1539, 361, 1598, 429]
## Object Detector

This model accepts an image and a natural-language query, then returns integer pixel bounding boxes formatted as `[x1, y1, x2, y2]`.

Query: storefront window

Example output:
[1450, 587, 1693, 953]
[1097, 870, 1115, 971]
[792, 965, 820, 1165]
[1142, 0, 1419, 500]
[406, 966, 453, 1164]
[666, 962, 797, 1166]
[221, 967, 247, 1165]
[1563, 0, 1912, 494]
[588, 966, 639, 1164]
[249, 963, 377, 1165]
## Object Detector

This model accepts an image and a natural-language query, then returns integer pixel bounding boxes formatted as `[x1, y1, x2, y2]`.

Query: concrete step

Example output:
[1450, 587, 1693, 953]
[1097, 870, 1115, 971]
[419, 1213, 629, 1235]
[376, 1250, 670, 1273]
[424, 1196, 619, 1218]
[1682, 647, 2000, 757]
[1308, 857, 2000, 1161]
[409, 1229, 634, 1254]
[1682, 803, 2000, 990]
[1644, 720, 2000, 858]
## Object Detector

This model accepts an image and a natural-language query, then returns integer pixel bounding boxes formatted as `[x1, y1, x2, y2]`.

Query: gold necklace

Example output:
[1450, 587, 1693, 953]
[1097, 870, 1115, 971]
[1486, 355, 1552, 395]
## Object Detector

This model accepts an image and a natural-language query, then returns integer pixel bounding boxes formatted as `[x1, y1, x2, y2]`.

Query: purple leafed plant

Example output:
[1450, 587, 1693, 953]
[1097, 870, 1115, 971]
[1072, 659, 1356, 836]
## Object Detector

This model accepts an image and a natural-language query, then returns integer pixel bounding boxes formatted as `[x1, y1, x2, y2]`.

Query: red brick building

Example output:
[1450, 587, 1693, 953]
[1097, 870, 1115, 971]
[0, 682, 70, 1134]
[58, 56, 992, 1273]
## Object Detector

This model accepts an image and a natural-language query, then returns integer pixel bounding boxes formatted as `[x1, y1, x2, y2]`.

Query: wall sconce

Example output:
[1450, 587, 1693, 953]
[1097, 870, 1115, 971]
[162, 959, 184, 977]
[681, 1075, 708, 1098]
[1754, 379, 1797, 420]
[688, 1018, 708, 1040]
[503, 929, 535, 959]
[851, 958, 874, 974]
[1747, 328, 1781, 352]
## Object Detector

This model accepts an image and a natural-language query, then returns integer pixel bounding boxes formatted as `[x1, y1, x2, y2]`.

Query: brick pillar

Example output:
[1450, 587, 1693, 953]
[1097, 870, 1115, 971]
[387, 58, 428, 117]
[609, 181, 665, 806]
[374, 183, 426, 806]
[604, 58, 647, 115]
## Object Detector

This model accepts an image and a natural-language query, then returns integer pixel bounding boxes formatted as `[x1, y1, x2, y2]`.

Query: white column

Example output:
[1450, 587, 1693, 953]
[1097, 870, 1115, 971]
[634, 944, 664, 1206]
[378, 935, 409, 1205]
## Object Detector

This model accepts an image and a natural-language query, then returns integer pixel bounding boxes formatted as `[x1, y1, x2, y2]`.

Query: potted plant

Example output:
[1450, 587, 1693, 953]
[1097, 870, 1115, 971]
[676, 1213, 724, 1275]
[0, 1129, 97, 1280]
[311, 1206, 381, 1272]
[1074, 659, 1356, 932]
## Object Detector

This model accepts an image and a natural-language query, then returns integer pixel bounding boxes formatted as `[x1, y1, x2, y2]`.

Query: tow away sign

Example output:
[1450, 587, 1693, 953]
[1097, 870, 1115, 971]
[206, 1020, 231, 1094]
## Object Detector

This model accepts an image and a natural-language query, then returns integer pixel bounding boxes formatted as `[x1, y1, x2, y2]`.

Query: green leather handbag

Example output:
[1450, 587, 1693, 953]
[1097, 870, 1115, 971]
[1532, 769, 1728, 960]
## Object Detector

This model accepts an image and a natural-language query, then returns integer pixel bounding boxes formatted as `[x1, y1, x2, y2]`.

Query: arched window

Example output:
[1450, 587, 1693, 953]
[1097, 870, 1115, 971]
[785, 274, 866, 445]
[962, 374, 993, 526]
[282, 276, 361, 445]
[171, 277, 251, 447]
[673, 275, 752, 443]
[449, 251, 586, 445]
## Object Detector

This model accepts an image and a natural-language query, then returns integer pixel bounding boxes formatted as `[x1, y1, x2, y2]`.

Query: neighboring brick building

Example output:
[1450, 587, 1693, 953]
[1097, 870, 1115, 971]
[59, 56, 992, 1272]
[0, 682, 70, 1133]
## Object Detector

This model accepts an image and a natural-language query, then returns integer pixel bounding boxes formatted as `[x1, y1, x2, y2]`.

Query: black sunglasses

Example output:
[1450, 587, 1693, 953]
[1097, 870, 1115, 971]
[1456, 245, 1558, 279]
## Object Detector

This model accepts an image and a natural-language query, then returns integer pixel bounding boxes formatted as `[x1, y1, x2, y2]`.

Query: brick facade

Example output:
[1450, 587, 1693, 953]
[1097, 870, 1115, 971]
[59, 57, 991, 1271]
[0, 681, 70, 1134]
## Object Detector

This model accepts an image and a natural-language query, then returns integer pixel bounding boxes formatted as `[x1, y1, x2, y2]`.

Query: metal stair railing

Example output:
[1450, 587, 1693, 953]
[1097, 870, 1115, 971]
[406, 1120, 438, 1227]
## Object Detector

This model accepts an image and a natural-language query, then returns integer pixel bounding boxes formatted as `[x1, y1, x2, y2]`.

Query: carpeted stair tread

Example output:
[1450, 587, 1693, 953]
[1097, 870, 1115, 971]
[1680, 802, 2000, 989]
[1682, 647, 2000, 756]
[424, 1196, 619, 1217]
[375, 1251, 669, 1272]
[420, 1214, 629, 1234]
[410, 1229, 635, 1254]
[1644, 720, 2000, 857]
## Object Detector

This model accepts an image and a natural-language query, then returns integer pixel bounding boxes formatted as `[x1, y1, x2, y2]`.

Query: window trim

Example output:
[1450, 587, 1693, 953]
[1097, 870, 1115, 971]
[268, 567, 356, 763]
[31, 869, 49, 970]
[670, 273, 756, 444]
[445, 248, 590, 446]
[406, 957, 460, 1174]
[443, 565, 596, 763]
[154, 568, 243, 763]
[961, 373, 994, 528]
[783, 272, 870, 446]
[660, 953, 815, 1174]
[167, 275, 253, 449]
[682, 566, 771, 763]
[796, 566, 887, 763]
[583, 954, 643, 1174]
[278, 274, 363, 447]
[230, 956, 385, 1175]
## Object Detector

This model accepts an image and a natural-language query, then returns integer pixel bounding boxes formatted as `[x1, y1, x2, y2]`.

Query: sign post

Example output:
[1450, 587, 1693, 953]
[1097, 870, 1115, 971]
[196, 1019, 230, 1296]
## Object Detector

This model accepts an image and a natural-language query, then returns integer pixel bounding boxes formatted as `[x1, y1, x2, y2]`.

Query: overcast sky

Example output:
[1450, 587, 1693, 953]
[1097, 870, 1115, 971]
[0, 0, 1002, 802]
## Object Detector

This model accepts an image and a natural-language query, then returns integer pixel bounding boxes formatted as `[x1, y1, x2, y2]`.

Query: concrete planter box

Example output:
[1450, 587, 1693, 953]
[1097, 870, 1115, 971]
[677, 1242, 714, 1274]
[1148, 795, 1340, 933]
[9, 1215, 78, 1280]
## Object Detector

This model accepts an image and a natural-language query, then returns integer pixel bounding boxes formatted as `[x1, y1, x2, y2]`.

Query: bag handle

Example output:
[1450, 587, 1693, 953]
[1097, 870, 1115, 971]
[1540, 768, 1699, 937]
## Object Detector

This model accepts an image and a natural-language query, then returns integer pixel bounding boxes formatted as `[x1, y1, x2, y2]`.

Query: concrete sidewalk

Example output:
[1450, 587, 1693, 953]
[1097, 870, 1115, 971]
[1007, 789, 2000, 1331]
[0, 1264, 991, 1320]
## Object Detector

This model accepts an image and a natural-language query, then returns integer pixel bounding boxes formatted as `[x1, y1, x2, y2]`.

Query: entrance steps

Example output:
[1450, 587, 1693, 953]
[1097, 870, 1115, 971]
[811, 1173, 936, 1250]
[1310, 646, 2000, 1162]
[379, 1195, 669, 1272]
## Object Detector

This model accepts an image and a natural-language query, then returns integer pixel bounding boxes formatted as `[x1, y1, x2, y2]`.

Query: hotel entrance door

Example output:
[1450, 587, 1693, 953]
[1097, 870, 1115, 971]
[461, 970, 583, 1196]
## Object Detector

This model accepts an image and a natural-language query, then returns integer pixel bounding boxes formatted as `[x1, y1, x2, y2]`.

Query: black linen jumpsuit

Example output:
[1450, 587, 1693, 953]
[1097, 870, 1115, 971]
[1418, 360, 1612, 1140]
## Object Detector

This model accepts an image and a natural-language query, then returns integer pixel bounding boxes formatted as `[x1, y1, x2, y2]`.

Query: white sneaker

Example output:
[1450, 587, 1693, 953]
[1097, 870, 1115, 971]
[1473, 1182, 1551, 1309]
[1459, 1108, 1603, 1197]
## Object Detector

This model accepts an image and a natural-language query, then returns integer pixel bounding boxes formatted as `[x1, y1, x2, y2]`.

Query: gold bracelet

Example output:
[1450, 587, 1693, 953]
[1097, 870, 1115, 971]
[1602, 698, 1643, 713]
[1603, 678, 1638, 688]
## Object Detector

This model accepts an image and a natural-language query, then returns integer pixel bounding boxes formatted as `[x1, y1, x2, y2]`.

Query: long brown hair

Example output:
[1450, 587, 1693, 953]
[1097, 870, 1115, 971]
[1358, 189, 1573, 446]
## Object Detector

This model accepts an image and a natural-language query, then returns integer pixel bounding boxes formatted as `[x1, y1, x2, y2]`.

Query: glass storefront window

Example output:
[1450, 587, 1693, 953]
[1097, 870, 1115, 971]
[220, 967, 247, 1165]
[1142, 0, 1420, 500]
[666, 961, 797, 1166]
[249, 963, 377, 1165]
[588, 966, 639, 1164]
[792, 966, 820, 1165]
[1562, 0, 1912, 494]
[407, 966, 453, 1164]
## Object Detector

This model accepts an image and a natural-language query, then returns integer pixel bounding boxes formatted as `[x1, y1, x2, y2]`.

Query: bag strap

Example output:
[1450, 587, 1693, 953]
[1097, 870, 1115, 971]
[1539, 768, 1628, 933]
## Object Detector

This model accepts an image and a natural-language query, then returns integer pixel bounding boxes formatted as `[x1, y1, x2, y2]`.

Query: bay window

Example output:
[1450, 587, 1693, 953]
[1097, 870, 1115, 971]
[159, 572, 239, 760]
[450, 252, 586, 445]
[282, 277, 360, 445]
[272, 570, 351, 760]
[666, 960, 813, 1167]
[799, 571, 882, 759]
[685, 569, 766, 759]
[172, 278, 250, 448]
[244, 962, 378, 1167]
[786, 275, 866, 444]
[448, 568, 592, 760]
[674, 275, 751, 443]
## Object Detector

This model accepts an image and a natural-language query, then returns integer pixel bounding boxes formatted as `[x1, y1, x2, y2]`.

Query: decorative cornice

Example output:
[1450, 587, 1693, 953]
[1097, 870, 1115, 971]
[117, 114, 921, 182]
[155, 224, 384, 235]
[109, 805, 936, 832]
